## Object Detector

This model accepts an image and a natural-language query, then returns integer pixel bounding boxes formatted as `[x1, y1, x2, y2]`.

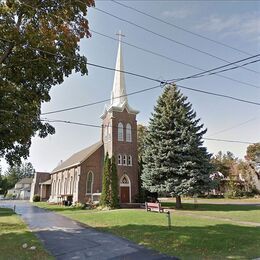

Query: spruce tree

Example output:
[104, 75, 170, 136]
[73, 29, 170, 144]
[100, 153, 111, 207]
[110, 155, 119, 208]
[142, 84, 213, 209]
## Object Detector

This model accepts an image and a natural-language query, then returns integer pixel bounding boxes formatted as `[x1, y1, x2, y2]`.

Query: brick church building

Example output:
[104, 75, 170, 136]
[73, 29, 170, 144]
[49, 34, 139, 204]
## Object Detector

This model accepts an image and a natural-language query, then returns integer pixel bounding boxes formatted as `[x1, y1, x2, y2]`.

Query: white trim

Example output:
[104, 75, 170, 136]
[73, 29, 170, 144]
[118, 154, 122, 165]
[127, 155, 132, 166]
[86, 171, 94, 200]
[126, 123, 132, 142]
[123, 154, 127, 166]
[118, 122, 124, 141]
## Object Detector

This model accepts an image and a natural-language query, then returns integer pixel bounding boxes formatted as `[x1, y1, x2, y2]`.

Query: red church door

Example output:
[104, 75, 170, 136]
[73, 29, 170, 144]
[120, 187, 130, 203]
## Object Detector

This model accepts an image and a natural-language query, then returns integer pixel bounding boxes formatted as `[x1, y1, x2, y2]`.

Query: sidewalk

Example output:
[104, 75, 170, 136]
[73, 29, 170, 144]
[0, 201, 176, 260]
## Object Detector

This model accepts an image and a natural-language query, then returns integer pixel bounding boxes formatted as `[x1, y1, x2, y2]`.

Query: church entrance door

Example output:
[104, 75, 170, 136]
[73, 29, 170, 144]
[120, 187, 130, 203]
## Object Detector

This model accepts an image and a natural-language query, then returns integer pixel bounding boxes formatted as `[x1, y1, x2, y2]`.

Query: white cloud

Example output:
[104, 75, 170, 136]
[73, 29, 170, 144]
[162, 9, 192, 19]
[196, 12, 260, 41]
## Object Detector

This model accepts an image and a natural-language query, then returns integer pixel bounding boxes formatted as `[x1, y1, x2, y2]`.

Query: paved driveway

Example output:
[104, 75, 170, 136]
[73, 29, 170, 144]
[0, 201, 176, 260]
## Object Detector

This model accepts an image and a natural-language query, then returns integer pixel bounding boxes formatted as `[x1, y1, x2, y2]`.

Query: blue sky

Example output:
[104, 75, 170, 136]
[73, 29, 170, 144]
[1, 0, 260, 172]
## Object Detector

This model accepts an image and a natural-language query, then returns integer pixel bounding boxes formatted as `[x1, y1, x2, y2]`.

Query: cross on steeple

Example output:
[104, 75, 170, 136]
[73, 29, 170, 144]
[116, 30, 125, 42]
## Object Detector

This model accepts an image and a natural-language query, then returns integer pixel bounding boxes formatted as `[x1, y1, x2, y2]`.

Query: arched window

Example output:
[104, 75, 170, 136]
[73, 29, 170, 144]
[70, 176, 73, 194]
[123, 154, 127, 166]
[86, 171, 94, 194]
[118, 122, 124, 141]
[74, 170, 77, 192]
[126, 123, 132, 142]
[108, 123, 111, 140]
[53, 180, 56, 195]
[118, 154, 122, 165]
[57, 180, 60, 195]
[121, 176, 129, 184]
[128, 155, 132, 166]
[64, 178, 67, 194]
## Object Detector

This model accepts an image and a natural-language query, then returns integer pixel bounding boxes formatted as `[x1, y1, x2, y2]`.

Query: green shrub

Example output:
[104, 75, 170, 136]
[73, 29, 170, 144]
[5, 193, 14, 199]
[71, 202, 86, 209]
[33, 194, 40, 202]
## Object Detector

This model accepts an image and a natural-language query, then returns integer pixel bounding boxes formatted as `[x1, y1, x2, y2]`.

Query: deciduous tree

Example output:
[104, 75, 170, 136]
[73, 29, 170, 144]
[0, 0, 94, 165]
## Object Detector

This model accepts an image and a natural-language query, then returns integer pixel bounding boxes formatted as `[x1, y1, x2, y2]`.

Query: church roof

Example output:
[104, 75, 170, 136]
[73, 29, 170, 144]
[101, 31, 139, 119]
[40, 179, 52, 185]
[17, 178, 33, 184]
[51, 141, 103, 173]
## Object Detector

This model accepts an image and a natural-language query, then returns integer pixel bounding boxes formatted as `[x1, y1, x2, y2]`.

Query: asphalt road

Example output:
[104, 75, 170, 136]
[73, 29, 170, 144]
[0, 201, 176, 260]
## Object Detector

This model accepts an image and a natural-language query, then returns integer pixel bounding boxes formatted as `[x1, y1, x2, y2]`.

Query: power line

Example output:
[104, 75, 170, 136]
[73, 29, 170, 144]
[41, 82, 260, 116]
[40, 118, 255, 145]
[1, 35, 260, 89]
[93, 6, 260, 75]
[1, 36, 260, 115]
[41, 84, 164, 115]
[1, 34, 259, 88]
[176, 83, 260, 106]
[207, 116, 259, 137]
[4, 0, 259, 89]
[173, 57, 260, 83]
[111, 0, 254, 56]
[91, 30, 260, 89]
[203, 137, 253, 145]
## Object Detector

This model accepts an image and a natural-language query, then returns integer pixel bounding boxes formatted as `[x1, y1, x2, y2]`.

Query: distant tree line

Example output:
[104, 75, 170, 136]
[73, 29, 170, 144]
[0, 162, 35, 195]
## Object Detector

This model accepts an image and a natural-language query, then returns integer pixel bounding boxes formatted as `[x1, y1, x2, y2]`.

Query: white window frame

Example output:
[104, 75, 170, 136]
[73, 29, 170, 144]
[86, 171, 94, 195]
[128, 155, 133, 166]
[118, 122, 124, 141]
[126, 123, 132, 142]
[123, 154, 127, 166]
[118, 154, 122, 165]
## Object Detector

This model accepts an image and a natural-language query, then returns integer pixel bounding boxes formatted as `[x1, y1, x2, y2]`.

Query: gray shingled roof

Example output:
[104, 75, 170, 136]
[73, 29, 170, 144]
[52, 141, 103, 173]
[17, 178, 33, 184]
[40, 179, 52, 185]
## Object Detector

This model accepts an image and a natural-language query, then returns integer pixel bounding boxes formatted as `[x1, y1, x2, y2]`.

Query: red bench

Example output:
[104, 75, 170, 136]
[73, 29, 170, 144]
[145, 202, 164, 213]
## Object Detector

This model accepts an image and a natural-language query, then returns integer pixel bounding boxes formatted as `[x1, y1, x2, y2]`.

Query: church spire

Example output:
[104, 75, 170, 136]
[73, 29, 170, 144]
[111, 31, 127, 107]
[101, 30, 139, 119]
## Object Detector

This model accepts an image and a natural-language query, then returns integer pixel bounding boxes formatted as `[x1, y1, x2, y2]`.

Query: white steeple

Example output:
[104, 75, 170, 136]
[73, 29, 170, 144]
[101, 31, 139, 119]
[111, 31, 127, 107]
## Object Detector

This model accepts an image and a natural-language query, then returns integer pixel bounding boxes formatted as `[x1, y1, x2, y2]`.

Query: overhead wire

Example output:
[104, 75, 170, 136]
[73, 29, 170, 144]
[41, 81, 260, 116]
[93, 6, 260, 75]
[207, 116, 259, 137]
[90, 30, 260, 89]
[1, 34, 259, 88]
[111, 0, 254, 56]
[4, 0, 260, 89]
[40, 118, 256, 145]
[1, 35, 260, 116]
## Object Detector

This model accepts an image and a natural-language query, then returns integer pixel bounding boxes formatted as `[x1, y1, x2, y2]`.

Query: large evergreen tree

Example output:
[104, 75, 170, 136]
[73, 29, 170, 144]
[142, 84, 213, 208]
[100, 153, 111, 207]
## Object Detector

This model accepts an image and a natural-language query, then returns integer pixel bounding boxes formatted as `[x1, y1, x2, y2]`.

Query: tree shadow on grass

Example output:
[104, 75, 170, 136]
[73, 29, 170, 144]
[34, 205, 85, 213]
[161, 202, 260, 212]
[0, 207, 16, 216]
[102, 223, 260, 259]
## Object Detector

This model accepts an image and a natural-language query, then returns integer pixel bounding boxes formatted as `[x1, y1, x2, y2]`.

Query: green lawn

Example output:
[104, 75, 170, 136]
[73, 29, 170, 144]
[34, 202, 260, 259]
[161, 202, 260, 223]
[0, 208, 53, 260]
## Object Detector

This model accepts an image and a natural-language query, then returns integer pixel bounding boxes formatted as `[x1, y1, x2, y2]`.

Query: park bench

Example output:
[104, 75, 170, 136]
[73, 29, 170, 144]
[145, 202, 164, 213]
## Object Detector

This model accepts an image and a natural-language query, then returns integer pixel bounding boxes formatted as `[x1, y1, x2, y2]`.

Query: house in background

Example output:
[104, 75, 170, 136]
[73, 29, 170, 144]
[7, 178, 33, 200]
[30, 172, 51, 202]
[49, 33, 139, 204]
